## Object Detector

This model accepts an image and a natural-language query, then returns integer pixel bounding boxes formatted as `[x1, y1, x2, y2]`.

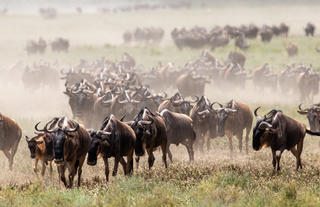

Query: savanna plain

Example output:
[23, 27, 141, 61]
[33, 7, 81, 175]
[1, 3, 320, 207]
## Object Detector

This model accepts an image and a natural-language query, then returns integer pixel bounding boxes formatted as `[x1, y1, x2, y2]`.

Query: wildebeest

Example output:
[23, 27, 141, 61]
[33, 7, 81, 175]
[214, 100, 253, 156]
[51, 38, 69, 52]
[285, 42, 298, 57]
[159, 109, 196, 162]
[297, 104, 320, 131]
[189, 96, 218, 152]
[260, 26, 273, 43]
[253, 63, 278, 91]
[158, 93, 197, 115]
[176, 72, 209, 97]
[44, 117, 91, 188]
[228, 51, 246, 67]
[87, 115, 136, 183]
[130, 107, 168, 169]
[0, 113, 22, 170]
[253, 107, 320, 171]
[26, 123, 54, 177]
[305, 23, 315, 36]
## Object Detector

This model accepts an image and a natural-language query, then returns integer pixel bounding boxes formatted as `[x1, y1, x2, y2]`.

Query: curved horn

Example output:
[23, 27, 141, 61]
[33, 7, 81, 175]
[190, 96, 200, 103]
[64, 120, 79, 133]
[44, 117, 60, 133]
[210, 102, 223, 109]
[254, 107, 263, 120]
[25, 136, 31, 142]
[35, 122, 45, 132]
[298, 104, 308, 112]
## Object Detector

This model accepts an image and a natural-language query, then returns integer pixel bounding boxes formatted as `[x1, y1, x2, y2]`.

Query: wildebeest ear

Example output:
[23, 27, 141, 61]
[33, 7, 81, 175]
[25, 136, 30, 142]
[87, 128, 96, 136]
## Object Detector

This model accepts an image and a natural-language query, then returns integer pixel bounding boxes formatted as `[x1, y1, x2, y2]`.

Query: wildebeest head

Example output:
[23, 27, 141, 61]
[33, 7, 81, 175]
[86, 129, 110, 166]
[297, 104, 320, 131]
[25, 136, 43, 159]
[215, 106, 237, 137]
[87, 116, 114, 165]
[252, 107, 278, 151]
[44, 117, 79, 164]
[132, 108, 155, 156]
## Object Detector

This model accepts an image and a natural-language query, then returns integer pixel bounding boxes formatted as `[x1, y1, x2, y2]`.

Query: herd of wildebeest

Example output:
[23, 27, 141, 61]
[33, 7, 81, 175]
[1, 46, 320, 188]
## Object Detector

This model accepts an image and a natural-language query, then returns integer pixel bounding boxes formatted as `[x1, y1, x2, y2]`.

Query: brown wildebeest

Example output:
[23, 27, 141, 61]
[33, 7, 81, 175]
[305, 22, 315, 37]
[87, 114, 135, 183]
[45, 117, 91, 188]
[26, 123, 54, 178]
[0, 113, 22, 170]
[253, 107, 320, 171]
[176, 72, 209, 97]
[159, 109, 196, 162]
[214, 100, 253, 157]
[285, 42, 298, 57]
[129, 107, 168, 169]
[228, 50, 246, 67]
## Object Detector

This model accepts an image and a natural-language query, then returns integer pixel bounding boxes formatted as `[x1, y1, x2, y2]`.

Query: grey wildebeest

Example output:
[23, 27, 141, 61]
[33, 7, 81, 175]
[214, 100, 253, 156]
[297, 104, 320, 131]
[44, 117, 91, 188]
[0, 113, 22, 170]
[130, 107, 168, 169]
[87, 114, 136, 183]
[189, 96, 218, 152]
[253, 107, 320, 171]
[159, 109, 196, 162]
[26, 122, 54, 177]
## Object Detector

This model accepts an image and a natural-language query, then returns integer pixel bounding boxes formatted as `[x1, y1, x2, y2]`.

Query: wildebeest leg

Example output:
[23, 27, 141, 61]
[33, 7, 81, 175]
[49, 161, 53, 179]
[58, 165, 67, 187]
[41, 160, 46, 177]
[33, 159, 39, 175]
[160, 141, 168, 168]
[77, 156, 86, 187]
[206, 135, 211, 152]
[237, 131, 243, 153]
[119, 157, 127, 175]
[271, 149, 277, 172]
[112, 156, 120, 176]
[276, 149, 284, 171]
[185, 144, 194, 162]
[290, 146, 300, 171]
[245, 127, 250, 154]
[297, 139, 304, 169]
[103, 156, 109, 183]
[135, 157, 140, 170]
[3, 149, 13, 170]
[67, 162, 76, 188]
[227, 134, 233, 159]
[126, 148, 134, 175]
[147, 148, 155, 169]
[9, 140, 19, 171]
[167, 144, 173, 163]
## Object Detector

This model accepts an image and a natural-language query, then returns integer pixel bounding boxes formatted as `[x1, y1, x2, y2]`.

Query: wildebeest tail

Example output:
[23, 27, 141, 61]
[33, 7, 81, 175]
[306, 129, 320, 136]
